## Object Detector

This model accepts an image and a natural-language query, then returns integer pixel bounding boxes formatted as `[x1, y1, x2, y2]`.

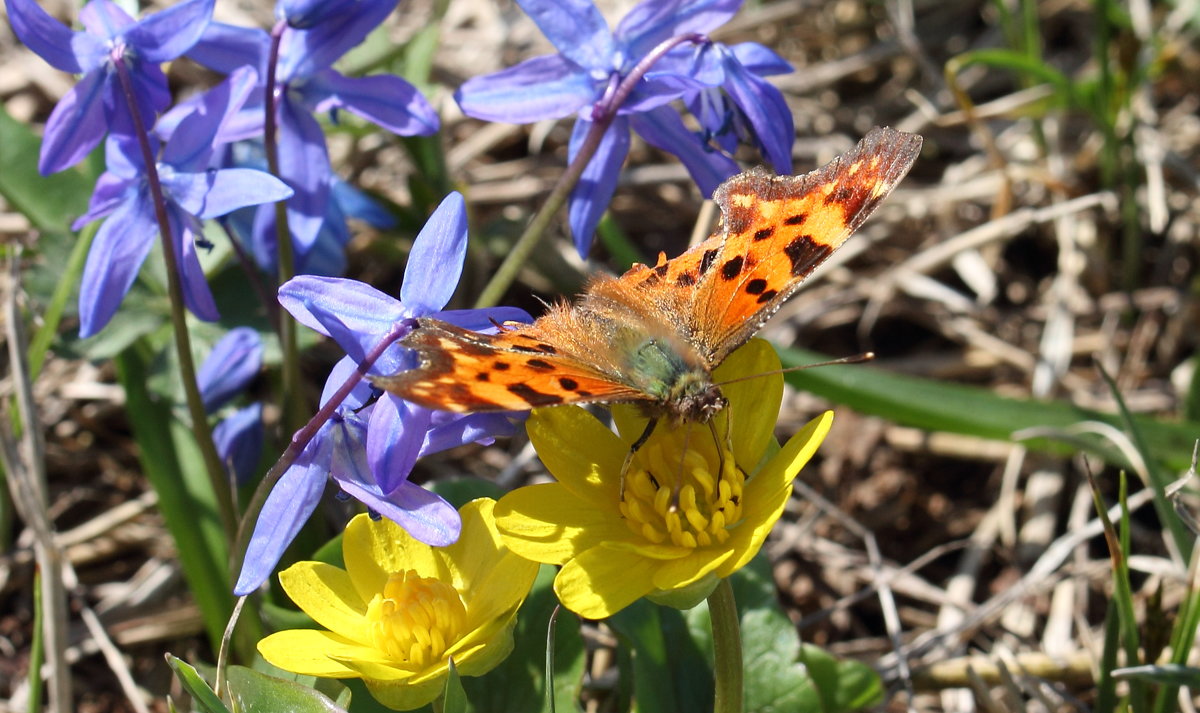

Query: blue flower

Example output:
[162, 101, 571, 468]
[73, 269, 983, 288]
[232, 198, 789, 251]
[71, 68, 293, 337]
[235, 192, 529, 595]
[213, 403, 264, 485]
[455, 0, 794, 256]
[5, 0, 215, 174]
[185, 0, 439, 251]
[197, 327, 264, 412]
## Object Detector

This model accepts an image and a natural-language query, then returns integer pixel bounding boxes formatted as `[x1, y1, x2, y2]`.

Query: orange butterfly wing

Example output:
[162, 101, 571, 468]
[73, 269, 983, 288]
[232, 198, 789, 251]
[621, 127, 922, 366]
[373, 318, 647, 412]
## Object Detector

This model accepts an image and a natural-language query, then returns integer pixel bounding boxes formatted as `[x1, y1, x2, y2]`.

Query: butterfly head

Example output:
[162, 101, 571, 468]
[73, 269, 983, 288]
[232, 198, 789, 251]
[663, 371, 727, 424]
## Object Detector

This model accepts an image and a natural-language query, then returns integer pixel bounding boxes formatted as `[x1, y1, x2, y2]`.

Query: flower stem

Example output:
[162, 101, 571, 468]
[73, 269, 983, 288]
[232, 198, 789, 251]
[264, 19, 304, 433]
[472, 32, 708, 309]
[709, 578, 743, 713]
[112, 57, 237, 542]
[230, 321, 413, 580]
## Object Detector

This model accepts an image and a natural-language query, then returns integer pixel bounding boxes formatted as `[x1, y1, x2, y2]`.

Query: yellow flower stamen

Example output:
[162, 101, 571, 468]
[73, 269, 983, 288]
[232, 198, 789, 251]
[617, 437, 745, 549]
[365, 569, 467, 669]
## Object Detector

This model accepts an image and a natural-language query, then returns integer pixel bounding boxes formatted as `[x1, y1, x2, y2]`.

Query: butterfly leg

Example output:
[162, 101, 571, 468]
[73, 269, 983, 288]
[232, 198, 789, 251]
[619, 417, 659, 500]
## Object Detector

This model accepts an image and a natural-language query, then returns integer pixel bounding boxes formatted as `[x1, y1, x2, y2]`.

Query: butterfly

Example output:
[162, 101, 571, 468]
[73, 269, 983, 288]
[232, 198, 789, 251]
[375, 127, 921, 437]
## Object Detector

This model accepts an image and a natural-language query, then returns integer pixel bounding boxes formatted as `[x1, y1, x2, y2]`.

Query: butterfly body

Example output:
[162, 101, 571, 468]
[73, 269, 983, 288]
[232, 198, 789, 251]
[375, 127, 923, 422]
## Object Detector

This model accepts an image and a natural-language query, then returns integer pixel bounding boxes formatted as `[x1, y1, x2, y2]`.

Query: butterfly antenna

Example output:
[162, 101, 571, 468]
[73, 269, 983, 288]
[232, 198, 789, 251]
[620, 418, 659, 501]
[711, 352, 875, 388]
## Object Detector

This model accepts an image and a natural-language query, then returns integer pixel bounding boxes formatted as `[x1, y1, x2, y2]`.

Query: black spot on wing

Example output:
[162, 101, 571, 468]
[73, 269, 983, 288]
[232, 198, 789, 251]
[526, 358, 554, 371]
[653, 263, 669, 277]
[475, 372, 490, 382]
[699, 249, 718, 275]
[558, 377, 579, 391]
[676, 272, 696, 287]
[782, 235, 832, 277]
[720, 255, 744, 280]
[753, 227, 774, 241]
[745, 278, 768, 295]
[755, 289, 778, 304]
[493, 361, 511, 371]
[784, 213, 807, 226]
[536, 343, 558, 354]
[507, 383, 560, 407]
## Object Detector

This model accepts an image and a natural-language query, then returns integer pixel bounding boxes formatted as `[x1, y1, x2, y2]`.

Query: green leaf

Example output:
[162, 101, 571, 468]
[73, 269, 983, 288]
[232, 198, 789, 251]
[165, 655, 230, 713]
[0, 104, 96, 231]
[781, 346, 1200, 472]
[609, 599, 711, 713]
[740, 609, 819, 713]
[1113, 664, 1200, 687]
[437, 660, 469, 713]
[117, 345, 232, 650]
[798, 644, 882, 713]
[463, 565, 585, 713]
[946, 49, 1077, 106]
[226, 665, 349, 713]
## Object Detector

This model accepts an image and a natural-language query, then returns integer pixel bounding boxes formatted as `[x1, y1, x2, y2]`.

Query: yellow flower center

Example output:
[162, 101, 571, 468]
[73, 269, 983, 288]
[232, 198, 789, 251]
[617, 435, 744, 549]
[365, 569, 467, 669]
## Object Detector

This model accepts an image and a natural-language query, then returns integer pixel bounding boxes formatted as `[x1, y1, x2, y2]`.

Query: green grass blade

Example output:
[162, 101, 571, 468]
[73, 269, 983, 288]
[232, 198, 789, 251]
[780, 347, 1200, 472]
[116, 344, 233, 650]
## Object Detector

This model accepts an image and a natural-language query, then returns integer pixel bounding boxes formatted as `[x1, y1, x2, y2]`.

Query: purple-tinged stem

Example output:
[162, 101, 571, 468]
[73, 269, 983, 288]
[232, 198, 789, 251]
[263, 19, 303, 433]
[472, 32, 709, 309]
[230, 320, 414, 578]
[111, 56, 237, 542]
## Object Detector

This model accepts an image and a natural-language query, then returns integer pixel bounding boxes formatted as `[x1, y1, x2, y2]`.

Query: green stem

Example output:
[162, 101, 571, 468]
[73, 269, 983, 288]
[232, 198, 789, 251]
[111, 57, 237, 542]
[709, 578, 743, 713]
[473, 32, 708, 309]
[264, 20, 304, 433]
[472, 116, 611, 309]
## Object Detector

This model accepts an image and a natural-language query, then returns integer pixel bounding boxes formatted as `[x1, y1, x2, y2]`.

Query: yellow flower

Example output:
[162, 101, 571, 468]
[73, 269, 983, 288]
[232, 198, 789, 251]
[258, 498, 539, 710]
[494, 339, 833, 619]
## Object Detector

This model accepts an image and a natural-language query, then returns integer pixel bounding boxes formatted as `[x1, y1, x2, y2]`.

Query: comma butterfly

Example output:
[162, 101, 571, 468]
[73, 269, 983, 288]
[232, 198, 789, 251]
[375, 127, 921, 433]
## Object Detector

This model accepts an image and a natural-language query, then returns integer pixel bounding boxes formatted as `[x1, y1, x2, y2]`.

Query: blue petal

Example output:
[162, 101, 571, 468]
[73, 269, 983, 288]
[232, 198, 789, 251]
[124, 0, 214, 62]
[400, 192, 467, 315]
[419, 412, 518, 458]
[79, 0, 134, 38]
[233, 438, 328, 595]
[515, 0, 613, 71]
[213, 402, 264, 485]
[4, 0, 100, 73]
[616, 0, 741, 63]
[435, 307, 533, 332]
[304, 70, 439, 136]
[277, 0, 396, 79]
[277, 98, 331, 250]
[106, 62, 171, 140]
[278, 275, 406, 361]
[78, 192, 158, 337]
[72, 170, 133, 230]
[337, 478, 461, 547]
[38, 69, 108, 175]
[162, 66, 259, 172]
[720, 59, 793, 173]
[197, 327, 263, 412]
[278, 0, 360, 28]
[318, 356, 373, 409]
[631, 105, 738, 195]
[729, 42, 792, 76]
[331, 177, 395, 228]
[455, 54, 596, 123]
[567, 116, 630, 256]
[165, 168, 293, 220]
[187, 22, 269, 74]
[366, 396, 429, 495]
[176, 214, 220, 323]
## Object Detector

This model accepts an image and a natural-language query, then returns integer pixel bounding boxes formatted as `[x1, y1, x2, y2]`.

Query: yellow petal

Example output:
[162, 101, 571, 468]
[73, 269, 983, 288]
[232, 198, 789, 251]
[438, 499, 506, 596]
[277, 562, 367, 642]
[527, 407, 625, 507]
[742, 411, 833, 521]
[343, 513, 449, 605]
[440, 616, 517, 678]
[365, 676, 444, 711]
[713, 339, 783, 471]
[258, 629, 385, 678]
[495, 483, 630, 565]
[651, 548, 736, 591]
[554, 545, 659, 619]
